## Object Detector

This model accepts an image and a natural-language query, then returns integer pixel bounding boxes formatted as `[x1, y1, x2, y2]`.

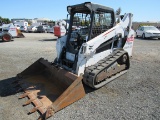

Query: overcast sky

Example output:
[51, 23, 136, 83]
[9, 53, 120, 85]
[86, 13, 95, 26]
[0, 0, 159, 22]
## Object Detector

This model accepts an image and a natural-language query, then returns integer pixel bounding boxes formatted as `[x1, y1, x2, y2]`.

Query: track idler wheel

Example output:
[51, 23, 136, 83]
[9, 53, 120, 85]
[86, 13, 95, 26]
[118, 54, 128, 64]
[122, 54, 127, 63]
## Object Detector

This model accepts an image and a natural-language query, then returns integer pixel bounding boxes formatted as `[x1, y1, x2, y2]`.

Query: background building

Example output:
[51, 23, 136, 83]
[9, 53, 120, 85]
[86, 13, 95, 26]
[11, 18, 52, 26]
[132, 21, 160, 30]
[11, 18, 32, 23]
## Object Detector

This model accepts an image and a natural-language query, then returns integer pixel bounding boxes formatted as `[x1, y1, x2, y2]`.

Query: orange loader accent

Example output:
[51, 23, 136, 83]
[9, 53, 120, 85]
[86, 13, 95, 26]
[16, 28, 25, 38]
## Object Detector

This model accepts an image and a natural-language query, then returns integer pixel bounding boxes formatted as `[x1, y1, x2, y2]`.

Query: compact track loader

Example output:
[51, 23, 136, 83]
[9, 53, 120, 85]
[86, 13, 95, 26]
[13, 2, 134, 119]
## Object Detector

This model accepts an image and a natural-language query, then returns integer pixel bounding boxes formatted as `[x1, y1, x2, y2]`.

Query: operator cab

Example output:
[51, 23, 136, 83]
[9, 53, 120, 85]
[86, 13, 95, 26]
[60, 2, 115, 71]
[66, 2, 115, 53]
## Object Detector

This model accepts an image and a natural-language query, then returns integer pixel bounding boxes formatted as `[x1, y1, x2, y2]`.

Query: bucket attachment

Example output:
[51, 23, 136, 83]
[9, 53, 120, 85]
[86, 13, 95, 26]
[15, 58, 85, 119]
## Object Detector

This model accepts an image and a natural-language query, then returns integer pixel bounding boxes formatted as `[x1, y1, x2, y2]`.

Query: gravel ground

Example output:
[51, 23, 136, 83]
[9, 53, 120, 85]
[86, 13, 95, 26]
[0, 33, 160, 120]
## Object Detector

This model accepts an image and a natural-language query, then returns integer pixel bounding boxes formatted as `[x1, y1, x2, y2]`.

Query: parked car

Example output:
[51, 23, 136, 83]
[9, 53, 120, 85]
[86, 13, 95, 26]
[136, 26, 160, 39]
[20, 26, 28, 32]
[37, 25, 49, 33]
[47, 26, 54, 33]
[27, 26, 37, 33]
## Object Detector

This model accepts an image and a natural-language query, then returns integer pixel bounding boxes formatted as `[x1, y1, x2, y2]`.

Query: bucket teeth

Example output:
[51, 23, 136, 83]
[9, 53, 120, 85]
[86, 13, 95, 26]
[19, 92, 30, 99]
[23, 98, 36, 106]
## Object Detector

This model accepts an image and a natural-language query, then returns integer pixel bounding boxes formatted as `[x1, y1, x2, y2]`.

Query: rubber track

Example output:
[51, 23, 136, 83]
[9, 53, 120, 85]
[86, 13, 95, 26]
[83, 49, 129, 89]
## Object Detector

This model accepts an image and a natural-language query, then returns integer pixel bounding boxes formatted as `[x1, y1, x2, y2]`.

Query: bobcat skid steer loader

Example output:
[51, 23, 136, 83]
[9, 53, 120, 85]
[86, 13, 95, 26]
[13, 2, 134, 120]
[0, 20, 25, 42]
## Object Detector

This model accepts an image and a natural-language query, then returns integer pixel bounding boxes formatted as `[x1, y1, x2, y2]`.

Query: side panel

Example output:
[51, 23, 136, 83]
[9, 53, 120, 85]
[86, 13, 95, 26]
[8, 26, 17, 37]
[76, 49, 111, 76]
[123, 30, 135, 56]
[60, 26, 66, 37]
[56, 36, 67, 60]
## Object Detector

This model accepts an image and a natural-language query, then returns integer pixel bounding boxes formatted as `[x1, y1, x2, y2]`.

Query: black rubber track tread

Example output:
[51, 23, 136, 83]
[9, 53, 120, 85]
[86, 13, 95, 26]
[83, 49, 129, 89]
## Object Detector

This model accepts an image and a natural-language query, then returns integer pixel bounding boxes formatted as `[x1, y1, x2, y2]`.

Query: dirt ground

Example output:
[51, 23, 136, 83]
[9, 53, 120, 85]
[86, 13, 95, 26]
[0, 33, 160, 120]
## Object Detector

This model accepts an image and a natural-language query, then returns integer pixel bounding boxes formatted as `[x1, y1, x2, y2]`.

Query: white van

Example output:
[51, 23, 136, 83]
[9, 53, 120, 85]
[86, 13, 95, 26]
[14, 21, 28, 27]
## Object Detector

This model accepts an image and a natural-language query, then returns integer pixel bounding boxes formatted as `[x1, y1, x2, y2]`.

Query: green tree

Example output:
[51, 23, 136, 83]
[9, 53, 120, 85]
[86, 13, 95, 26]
[0, 16, 11, 24]
[3, 18, 11, 23]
